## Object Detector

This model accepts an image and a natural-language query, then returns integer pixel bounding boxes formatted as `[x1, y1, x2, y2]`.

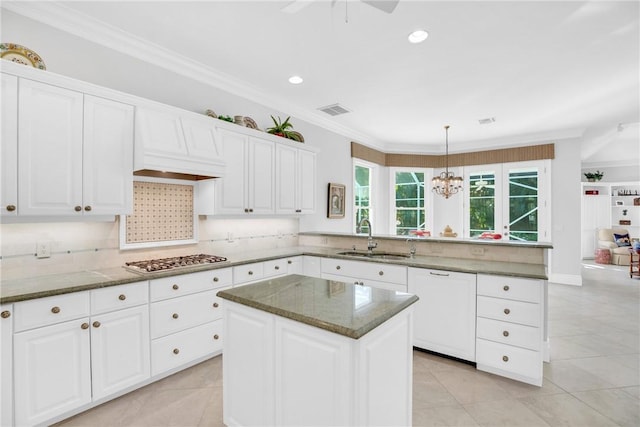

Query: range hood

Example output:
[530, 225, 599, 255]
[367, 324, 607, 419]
[133, 106, 226, 180]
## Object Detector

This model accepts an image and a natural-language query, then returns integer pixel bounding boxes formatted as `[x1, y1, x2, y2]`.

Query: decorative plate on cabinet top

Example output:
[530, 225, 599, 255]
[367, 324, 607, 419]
[205, 109, 217, 118]
[243, 116, 258, 129]
[289, 130, 305, 143]
[0, 43, 46, 70]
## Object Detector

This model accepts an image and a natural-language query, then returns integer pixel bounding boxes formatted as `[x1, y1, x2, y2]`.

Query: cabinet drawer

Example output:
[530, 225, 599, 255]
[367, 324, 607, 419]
[151, 320, 222, 376]
[476, 317, 541, 351]
[477, 296, 540, 327]
[477, 274, 543, 303]
[233, 262, 264, 285]
[150, 268, 232, 302]
[91, 281, 149, 315]
[322, 273, 407, 292]
[14, 292, 90, 332]
[476, 338, 542, 381]
[263, 259, 288, 278]
[321, 258, 407, 285]
[150, 289, 220, 338]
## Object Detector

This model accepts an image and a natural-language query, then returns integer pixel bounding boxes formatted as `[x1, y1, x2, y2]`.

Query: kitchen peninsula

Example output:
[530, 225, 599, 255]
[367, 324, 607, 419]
[217, 274, 418, 427]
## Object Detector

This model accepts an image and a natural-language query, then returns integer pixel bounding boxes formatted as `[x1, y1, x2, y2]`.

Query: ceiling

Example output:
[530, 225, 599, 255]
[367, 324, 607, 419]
[5, 1, 639, 160]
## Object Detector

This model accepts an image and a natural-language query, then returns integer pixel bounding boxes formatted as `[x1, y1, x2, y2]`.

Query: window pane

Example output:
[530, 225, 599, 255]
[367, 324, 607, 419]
[469, 173, 495, 237]
[508, 170, 538, 241]
[355, 165, 371, 233]
[394, 171, 426, 235]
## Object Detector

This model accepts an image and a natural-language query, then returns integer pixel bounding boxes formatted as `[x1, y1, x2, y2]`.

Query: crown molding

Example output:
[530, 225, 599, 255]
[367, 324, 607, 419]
[2, 1, 383, 146]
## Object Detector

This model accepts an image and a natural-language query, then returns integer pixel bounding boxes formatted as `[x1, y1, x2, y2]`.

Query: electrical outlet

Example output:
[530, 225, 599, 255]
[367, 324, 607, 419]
[471, 247, 485, 256]
[36, 241, 51, 258]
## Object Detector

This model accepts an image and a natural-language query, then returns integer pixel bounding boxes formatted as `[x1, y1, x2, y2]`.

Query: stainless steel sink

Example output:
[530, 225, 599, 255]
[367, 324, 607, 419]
[336, 251, 412, 260]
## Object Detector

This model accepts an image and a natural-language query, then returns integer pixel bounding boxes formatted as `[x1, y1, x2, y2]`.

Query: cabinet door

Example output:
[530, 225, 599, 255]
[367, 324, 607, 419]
[83, 95, 134, 215]
[275, 144, 297, 214]
[1, 305, 13, 427]
[135, 106, 187, 159]
[14, 318, 91, 426]
[18, 78, 84, 215]
[91, 305, 150, 400]
[407, 268, 476, 361]
[297, 149, 316, 214]
[216, 128, 248, 214]
[1, 74, 18, 217]
[248, 137, 275, 214]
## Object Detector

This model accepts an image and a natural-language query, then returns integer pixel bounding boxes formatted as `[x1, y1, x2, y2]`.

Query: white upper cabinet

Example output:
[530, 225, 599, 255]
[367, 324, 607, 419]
[134, 105, 225, 178]
[18, 78, 84, 216]
[275, 144, 316, 214]
[1, 73, 18, 217]
[16, 78, 134, 217]
[248, 136, 275, 214]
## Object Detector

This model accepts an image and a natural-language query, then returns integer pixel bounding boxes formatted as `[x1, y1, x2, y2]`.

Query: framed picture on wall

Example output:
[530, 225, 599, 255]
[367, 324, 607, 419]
[327, 183, 346, 218]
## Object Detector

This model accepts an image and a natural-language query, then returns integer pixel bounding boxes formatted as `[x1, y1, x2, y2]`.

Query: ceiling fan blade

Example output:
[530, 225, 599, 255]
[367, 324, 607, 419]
[361, 0, 400, 14]
[281, 0, 315, 14]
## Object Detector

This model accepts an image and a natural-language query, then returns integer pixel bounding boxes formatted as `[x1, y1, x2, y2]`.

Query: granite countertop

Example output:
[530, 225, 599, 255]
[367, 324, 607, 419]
[217, 274, 419, 339]
[0, 245, 548, 304]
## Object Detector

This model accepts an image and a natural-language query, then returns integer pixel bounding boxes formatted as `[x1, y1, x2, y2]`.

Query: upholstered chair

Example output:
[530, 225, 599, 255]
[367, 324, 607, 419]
[598, 228, 632, 266]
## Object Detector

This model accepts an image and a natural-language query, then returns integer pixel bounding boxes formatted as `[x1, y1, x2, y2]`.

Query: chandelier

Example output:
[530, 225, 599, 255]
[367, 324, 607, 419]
[432, 125, 463, 199]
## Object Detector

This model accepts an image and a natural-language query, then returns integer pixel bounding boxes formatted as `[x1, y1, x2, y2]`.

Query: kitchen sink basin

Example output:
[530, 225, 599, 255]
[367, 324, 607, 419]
[336, 251, 412, 260]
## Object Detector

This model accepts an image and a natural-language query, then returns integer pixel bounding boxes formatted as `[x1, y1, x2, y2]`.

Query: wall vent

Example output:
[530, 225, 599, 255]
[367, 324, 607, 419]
[318, 103, 351, 116]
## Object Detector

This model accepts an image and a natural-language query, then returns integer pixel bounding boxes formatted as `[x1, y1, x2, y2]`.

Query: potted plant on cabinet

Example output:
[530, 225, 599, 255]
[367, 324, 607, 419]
[266, 115, 304, 142]
[584, 170, 604, 182]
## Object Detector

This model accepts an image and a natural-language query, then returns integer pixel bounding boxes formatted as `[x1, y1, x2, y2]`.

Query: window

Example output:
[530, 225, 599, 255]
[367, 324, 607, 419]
[392, 170, 427, 235]
[354, 164, 372, 233]
[465, 161, 548, 242]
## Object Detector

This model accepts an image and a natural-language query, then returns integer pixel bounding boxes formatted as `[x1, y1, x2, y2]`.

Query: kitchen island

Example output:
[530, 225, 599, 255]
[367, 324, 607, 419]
[217, 274, 419, 427]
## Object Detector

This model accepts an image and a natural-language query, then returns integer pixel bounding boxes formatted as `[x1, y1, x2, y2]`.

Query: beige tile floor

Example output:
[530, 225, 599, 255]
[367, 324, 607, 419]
[57, 264, 639, 427]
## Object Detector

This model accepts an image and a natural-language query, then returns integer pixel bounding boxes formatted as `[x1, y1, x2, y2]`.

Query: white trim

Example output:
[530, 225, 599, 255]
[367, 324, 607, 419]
[548, 273, 582, 286]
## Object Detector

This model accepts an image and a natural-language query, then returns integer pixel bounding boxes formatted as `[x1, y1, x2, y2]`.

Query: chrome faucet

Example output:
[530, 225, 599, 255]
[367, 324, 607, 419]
[357, 218, 377, 254]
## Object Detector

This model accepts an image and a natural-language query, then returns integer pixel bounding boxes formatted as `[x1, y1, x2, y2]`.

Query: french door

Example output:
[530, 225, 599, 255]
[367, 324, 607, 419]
[464, 160, 549, 242]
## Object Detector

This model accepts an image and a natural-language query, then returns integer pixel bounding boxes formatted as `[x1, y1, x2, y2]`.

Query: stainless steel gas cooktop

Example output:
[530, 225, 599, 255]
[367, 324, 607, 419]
[124, 254, 228, 273]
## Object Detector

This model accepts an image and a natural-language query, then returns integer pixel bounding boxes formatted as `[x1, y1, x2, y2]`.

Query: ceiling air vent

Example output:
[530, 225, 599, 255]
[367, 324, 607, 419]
[478, 117, 496, 125]
[318, 103, 351, 116]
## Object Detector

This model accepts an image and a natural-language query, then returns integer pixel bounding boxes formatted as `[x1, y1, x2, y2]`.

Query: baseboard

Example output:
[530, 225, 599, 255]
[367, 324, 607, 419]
[548, 273, 582, 286]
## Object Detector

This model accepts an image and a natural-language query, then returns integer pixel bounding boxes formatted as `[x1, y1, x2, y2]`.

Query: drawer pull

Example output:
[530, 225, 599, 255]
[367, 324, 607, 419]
[287, 260, 292, 264]
[275, 266, 280, 270]
[51, 306, 61, 314]
[503, 330, 509, 337]
[213, 334, 220, 340]
[74, 205, 82, 212]
[430, 272, 450, 277]
[173, 348, 180, 355]
[172, 284, 179, 290]
[1, 310, 10, 319]
[504, 308, 511, 315]
[248, 271, 254, 275]
[503, 285, 510, 291]
[213, 277, 219, 282]
[336, 265, 341, 270]
[213, 302, 219, 308]
[379, 271, 384, 276]
[93, 321, 101, 328]
[118, 294, 126, 301]
[6, 205, 16, 212]
[84, 205, 92, 212]
[502, 355, 509, 362]
[172, 313, 179, 319]
[81, 323, 89, 330]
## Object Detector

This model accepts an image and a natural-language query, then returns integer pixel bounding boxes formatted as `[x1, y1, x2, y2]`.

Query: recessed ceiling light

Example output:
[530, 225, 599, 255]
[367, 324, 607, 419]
[408, 30, 429, 44]
[288, 75, 303, 85]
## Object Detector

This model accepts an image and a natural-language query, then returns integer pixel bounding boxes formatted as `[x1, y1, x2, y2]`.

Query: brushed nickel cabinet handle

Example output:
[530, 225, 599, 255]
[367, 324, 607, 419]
[213, 334, 219, 340]
[379, 271, 384, 276]
[118, 294, 126, 301]
[173, 348, 180, 355]
[248, 271, 253, 275]
[249, 208, 254, 213]
[1, 310, 10, 319]
[503, 330, 509, 337]
[503, 285, 510, 291]
[74, 206, 82, 212]
[502, 356, 509, 362]
[275, 266, 280, 270]
[336, 265, 341, 270]
[244, 208, 249, 213]
[93, 321, 101, 328]
[429, 271, 450, 277]
[172, 313, 179, 319]
[6, 205, 16, 212]
[84, 205, 92, 212]
[213, 277, 219, 282]
[172, 284, 179, 290]
[81, 323, 89, 330]
[51, 306, 61, 314]
[504, 308, 511, 315]
[213, 302, 219, 308]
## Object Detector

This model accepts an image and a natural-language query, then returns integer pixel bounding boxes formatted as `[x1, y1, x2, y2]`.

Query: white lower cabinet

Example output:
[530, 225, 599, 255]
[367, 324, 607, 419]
[1, 305, 14, 427]
[320, 258, 408, 292]
[407, 268, 477, 362]
[475, 274, 545, 386]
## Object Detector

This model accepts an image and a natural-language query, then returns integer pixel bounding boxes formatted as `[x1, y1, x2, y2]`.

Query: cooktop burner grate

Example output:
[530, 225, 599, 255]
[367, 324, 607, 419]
[124, 254, 228, 273]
